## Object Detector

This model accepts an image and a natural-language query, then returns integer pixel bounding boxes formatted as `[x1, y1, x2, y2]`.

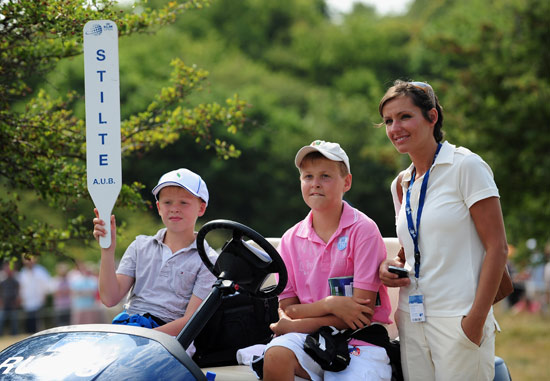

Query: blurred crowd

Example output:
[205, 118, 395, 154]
[0, 258, 110, 336]
[505, 242, 550, 316]
[1, 243, 548, 337]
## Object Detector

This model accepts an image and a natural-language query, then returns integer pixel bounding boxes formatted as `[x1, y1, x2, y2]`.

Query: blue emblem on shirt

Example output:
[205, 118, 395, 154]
[337, 236, 348, 251]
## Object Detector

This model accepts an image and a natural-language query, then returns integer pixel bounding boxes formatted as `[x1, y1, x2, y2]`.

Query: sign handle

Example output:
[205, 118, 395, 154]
[98, 208, 112, 249]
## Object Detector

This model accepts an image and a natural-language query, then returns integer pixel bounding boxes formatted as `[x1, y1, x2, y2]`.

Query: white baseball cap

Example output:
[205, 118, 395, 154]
[152, 168, 209, 205]
[295, 140, 351, 173]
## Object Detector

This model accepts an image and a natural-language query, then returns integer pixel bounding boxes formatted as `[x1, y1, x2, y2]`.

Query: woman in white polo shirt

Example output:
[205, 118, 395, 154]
[377, 80, 509, 381]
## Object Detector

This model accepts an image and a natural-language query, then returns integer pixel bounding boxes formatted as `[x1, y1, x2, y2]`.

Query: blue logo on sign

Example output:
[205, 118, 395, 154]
[85, 23, 103, 36]
[337, 236, 348, 251]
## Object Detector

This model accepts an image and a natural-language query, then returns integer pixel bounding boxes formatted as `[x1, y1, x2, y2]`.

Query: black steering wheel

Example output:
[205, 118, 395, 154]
[196, 219, 287, 299]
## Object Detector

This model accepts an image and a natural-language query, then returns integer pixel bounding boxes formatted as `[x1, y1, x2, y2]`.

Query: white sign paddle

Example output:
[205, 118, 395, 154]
[84, 20, 122, 248]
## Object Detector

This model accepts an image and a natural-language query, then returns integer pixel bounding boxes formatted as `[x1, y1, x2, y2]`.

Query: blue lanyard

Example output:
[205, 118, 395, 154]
[405, 143, 442, 279]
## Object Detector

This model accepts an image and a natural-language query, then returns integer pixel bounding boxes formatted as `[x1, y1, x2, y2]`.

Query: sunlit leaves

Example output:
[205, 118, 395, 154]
[0, 0, 246, 261]
[121, 59, 246, 157]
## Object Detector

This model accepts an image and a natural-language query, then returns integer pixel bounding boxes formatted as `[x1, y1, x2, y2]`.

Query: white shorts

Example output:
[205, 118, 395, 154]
[265, 332, 392, 381]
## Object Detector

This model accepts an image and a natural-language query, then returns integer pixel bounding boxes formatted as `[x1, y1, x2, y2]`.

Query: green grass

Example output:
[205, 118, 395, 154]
[494, 305, 550, 380]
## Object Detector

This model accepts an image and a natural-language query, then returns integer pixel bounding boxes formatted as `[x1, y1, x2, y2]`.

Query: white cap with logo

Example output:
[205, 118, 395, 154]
[151, 168, 209, 205]
[295, 140, 350, 174]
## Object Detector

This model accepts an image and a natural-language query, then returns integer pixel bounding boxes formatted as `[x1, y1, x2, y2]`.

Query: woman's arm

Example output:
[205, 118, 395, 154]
[379, 248, 411, 288]
[380, 173, 412, 288]
[463, 196, 508, 344]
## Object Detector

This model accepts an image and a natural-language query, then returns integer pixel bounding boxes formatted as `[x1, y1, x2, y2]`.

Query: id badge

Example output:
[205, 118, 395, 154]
[409, 294, 426, 323]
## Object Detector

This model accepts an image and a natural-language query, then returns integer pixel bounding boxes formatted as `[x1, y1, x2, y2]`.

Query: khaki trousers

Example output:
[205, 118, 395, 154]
[396, 310, 498, 381]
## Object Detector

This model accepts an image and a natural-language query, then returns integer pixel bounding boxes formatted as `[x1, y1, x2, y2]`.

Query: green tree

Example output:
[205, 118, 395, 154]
[8, 0, 545, 261]
[153, 0, 403, 236]
[97, 0, 418, 237]
[409, 0, 550, 257]
[0, 0, 247, 261]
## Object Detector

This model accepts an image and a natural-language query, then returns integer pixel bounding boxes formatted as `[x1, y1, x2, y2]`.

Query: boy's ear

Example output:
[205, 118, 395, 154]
[343, 173, 352, 193]
[198, 200, 207, 217]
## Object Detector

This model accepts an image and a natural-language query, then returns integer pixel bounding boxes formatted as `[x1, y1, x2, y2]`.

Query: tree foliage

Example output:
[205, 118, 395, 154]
[2, 0, 547, 265]
[0, 0, 247, 261]
[409, 0, 550, 251]
[137, 0, 549, 259]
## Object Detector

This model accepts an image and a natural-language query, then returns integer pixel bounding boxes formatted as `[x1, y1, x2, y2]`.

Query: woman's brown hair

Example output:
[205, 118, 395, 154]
[379, 80, 444, 142]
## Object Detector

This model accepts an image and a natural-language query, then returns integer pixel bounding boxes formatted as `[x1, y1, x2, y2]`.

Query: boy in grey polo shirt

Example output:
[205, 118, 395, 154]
[93, 168, 218, 338]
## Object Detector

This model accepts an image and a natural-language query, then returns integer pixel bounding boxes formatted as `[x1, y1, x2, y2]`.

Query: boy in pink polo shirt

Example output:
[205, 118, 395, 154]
[263, 140, 392, 381]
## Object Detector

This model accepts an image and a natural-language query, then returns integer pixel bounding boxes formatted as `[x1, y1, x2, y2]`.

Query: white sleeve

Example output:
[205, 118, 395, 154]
[458, 154, 499, 208]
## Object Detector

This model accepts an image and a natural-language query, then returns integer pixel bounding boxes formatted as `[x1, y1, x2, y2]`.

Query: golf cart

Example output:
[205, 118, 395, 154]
[0, 220, 512, 380]
[0, 220, 286, 380]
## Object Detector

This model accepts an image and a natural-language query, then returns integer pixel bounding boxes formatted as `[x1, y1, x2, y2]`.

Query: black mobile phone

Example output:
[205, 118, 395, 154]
[388, 265, 409, 278]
